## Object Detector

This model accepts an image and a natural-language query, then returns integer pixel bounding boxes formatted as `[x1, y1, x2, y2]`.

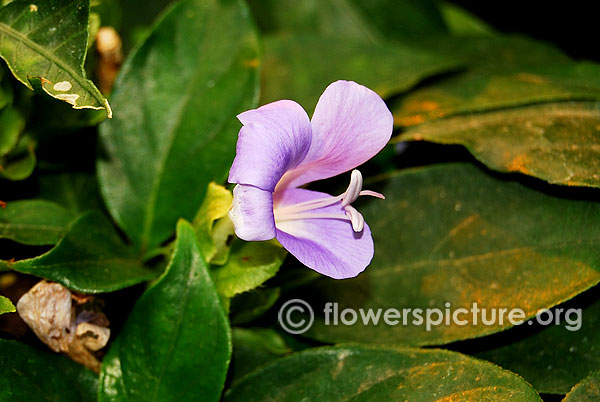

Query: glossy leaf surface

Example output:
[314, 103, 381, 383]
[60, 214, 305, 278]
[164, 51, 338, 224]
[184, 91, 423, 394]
[98, 0, 260, 251]
[99, 220, 231, 402]
[225, 345, 541, 401]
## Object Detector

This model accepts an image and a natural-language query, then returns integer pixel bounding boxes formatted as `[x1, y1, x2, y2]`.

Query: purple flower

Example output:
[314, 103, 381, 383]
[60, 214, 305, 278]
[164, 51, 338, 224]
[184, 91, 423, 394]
[228, 81, 393, 279]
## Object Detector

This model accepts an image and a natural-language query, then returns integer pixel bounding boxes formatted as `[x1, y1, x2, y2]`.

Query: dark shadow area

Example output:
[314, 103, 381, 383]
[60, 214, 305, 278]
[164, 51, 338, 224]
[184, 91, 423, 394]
[450, 0, 598, 62]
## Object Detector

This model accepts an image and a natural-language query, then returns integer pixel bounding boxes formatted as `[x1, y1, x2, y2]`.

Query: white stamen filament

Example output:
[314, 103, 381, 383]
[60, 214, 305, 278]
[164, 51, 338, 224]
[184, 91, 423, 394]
[273, 169, 383, 232]
[341, 169, 363, 207]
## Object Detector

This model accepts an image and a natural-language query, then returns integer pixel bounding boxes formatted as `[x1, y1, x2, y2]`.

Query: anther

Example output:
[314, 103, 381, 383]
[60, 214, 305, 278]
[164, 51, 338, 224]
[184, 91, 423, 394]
[344, 205, 365, 232]
[341, 169, 363, 207]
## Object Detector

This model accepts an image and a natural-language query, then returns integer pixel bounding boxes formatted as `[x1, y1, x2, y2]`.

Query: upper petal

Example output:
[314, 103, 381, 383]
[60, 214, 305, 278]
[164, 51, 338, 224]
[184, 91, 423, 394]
[229, 184, 276, 241]
[278, 81, 393, 190]
[228, 100, 312, 192]
[274, 188, 374, 279]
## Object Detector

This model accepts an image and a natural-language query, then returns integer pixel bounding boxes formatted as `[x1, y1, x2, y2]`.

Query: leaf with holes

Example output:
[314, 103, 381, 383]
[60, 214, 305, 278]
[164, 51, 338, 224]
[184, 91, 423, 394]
[0, 0, 111, 116]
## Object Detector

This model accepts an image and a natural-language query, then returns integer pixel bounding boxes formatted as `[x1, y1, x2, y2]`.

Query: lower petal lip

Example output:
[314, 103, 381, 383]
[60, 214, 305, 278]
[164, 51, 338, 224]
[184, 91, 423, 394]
[272, 187, 375, 279]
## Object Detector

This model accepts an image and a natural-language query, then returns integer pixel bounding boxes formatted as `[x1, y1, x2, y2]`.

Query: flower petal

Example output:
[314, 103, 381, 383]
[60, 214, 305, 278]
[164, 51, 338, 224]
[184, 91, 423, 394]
[278, 81, 393, 190]
[229, 184, 276, 241]
[274, 188, 374, 279]
[228, 100, 312, 192]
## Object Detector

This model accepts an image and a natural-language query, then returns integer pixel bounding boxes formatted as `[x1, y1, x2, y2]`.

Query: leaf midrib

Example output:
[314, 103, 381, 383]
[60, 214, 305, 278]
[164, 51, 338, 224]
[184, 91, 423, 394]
[149, 252, 194, 402]
[0, 222, 66, 232]
[139, 10, 210, 251]
[139, 39, 250, 250]
[0, 22, 99, 103]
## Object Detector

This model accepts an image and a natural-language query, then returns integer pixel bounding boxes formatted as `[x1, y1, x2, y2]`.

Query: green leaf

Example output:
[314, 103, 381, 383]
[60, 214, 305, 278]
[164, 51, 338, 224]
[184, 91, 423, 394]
[0, 0, 112, 116]
[0, 199, 76, 245]
[1, 211, 158, 293]
[392, 36, 600, 126]
[192, 182, 233, 264]
[98, 0, 260, 252]
[230, 327, 290, 384]
[473, 292, 600, 394]
[440, 2, 496, 36]
[213, 240, 286, 299]
[115, 0, 171, 52]
[0, 104, 24, 156]
[298, 164, 600, 346]
[0, 294, 15, 314]
[224, 345, 542, 401]
[230, 287, 281, 325]
[398, 101, 600, 188]
[99, 220, 231, 402]
[38, 171, 103, 213]
[0, 134, 35, 181]
[564, 370, 600, 402]
[248, 0, 447, 42]
[261, 34, 462, 110]
[0, 339, 98, 401]
[0, 65, 14, 109]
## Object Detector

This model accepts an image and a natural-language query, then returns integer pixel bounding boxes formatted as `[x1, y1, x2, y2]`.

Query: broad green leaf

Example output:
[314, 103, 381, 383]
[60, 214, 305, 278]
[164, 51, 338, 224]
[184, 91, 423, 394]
[230, 287, 281, 325]
[224, 345, 542, 401]
[473, 292, 600, 394]
[117, 0, 171, 52]
[0, 0, 112, 116]
[564, 370, 600, 402]
[440, 2, 496, 36]
[248, 0, 447, 42]
[38, 171, 103, 213]
[398, 102, 600, 188]
[230, 327, 290, 384]
[0, 104, 24, 156]
[0, 134, 35, 181]
[98, 0, 260, 252]
[261, 34, 462, 110]
[0, 199, 75, 245]
[0, 294, 15, 314]
[0, 211, 158, 293]
[296, 164, 600, 345]
[192, 182, 233, 264]
[212, 240, 286, 299]
[392, 36, 600, 126]
[99, 220, 231, 402]
[0, 339, 98, 401]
